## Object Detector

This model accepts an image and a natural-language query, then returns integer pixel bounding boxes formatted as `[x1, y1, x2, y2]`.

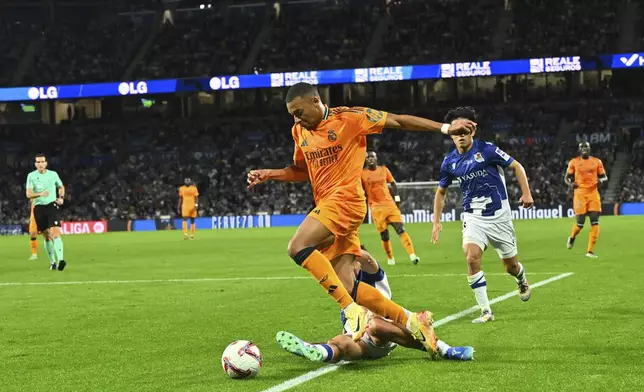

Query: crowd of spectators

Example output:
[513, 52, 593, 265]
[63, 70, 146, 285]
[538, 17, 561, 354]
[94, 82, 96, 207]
[2, 98, 641, 226]
[135, 7, 264, 79]
[505, 0, 622, 58]
[0, 11, 46, 86]
[1, 0, 640, 86]
[377, 0, 500, 66]
[27, 10, 149, 85]
[254, 1, 380, 72]
[620, 137, 644, 202]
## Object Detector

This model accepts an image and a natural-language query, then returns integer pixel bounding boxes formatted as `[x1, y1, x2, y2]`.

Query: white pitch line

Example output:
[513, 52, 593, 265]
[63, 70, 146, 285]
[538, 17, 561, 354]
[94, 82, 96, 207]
[0, 272, 567, 287]
[260, 272, 574, 392]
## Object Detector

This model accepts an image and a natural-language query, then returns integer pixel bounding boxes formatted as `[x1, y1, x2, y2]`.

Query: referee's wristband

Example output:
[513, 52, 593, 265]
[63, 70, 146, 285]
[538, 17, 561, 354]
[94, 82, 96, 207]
[394, 195, 401, 202]
[441, 124, 450, 134]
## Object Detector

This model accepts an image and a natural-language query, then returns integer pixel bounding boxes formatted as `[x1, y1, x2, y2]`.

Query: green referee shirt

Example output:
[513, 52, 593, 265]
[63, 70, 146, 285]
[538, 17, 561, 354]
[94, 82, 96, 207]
[26, 170, 63, 206]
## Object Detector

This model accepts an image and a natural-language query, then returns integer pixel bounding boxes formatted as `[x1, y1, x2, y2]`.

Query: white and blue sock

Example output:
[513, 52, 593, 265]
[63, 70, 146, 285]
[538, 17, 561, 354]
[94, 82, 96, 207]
[311, 344, 334, 362]
[468, 271, 491, 312]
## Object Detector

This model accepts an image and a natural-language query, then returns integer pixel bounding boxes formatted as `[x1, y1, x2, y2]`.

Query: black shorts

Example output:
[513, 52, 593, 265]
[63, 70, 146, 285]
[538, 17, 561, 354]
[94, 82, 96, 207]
[33, 203, 61, 232]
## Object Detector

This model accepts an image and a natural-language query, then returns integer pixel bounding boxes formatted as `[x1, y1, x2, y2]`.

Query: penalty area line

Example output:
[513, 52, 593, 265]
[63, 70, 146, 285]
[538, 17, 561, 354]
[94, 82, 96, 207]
[0, 272, 567, 287]
[260, 272, 574, 392]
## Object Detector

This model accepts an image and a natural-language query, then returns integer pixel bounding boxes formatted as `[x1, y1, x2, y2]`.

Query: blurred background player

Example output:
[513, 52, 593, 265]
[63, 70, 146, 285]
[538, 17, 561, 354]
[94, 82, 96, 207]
[277, 246, 474, 362]
[432, 107, 532, 324]
[362, 151, 419, 265]
[25, 154, 67, 271]
[178, 177, 199, 240]
[28, 200, 38, 260]
[248, 82, 475, 352]
[565, 141, 608, 258]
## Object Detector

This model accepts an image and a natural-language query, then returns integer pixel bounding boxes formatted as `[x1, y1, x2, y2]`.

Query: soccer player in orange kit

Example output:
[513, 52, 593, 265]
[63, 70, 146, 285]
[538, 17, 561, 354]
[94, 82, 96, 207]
[247, 82, 475, 356]
[361, 151, 419, 265]
[178, 177, 199, 240]
[565, 141, 608, 258]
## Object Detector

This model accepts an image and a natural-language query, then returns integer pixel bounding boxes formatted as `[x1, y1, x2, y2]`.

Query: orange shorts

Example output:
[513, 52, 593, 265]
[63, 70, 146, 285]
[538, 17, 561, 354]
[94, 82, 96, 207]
[29, 213, 38, 233]
[182, 206, 198, 219]
[370, 204, 403, 232]
[309, 198, 366, 261]
[573, 191, 601, 215]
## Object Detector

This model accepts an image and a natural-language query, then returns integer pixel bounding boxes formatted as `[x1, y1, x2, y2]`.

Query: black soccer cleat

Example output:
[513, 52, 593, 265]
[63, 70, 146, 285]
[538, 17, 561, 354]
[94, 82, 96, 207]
[50, 263, 57, 271]
[57, 260, 67, 271]
[567, 237, 575, 250]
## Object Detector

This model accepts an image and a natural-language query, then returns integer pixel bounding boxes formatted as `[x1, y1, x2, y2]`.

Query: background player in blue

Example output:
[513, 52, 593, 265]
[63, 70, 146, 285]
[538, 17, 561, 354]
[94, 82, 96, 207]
[431, 107, 533, 324]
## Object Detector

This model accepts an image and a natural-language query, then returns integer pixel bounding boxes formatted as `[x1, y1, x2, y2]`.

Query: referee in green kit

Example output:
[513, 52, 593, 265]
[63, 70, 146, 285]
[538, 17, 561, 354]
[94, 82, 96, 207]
[25, 154, 67, 271]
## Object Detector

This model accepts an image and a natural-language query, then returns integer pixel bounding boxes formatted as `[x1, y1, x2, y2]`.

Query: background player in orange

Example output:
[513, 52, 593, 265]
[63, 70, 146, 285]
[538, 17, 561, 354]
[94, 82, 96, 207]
[178, 177, 199, 240]
[247, 82, 475, 354]
[28, 200, 38, 260]
[361, 151, 419, 265]
[565, 141, 608, 258]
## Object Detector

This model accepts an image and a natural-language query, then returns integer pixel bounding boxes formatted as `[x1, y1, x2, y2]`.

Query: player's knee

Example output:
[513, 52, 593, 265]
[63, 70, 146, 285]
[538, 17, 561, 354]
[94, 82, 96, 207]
[589, 212, 600, 225]
[576, 215, 586, 227]
[288, 242, 315, 265]
[379, 230, 390, 242]
[465, 249, 482, 266]
[30, 234, 37, 241]
[393, 224, 405, 235]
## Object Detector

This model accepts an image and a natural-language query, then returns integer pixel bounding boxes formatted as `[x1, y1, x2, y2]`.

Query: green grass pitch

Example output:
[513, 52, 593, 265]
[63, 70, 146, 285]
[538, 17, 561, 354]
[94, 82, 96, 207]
[1, 216, 643, 392]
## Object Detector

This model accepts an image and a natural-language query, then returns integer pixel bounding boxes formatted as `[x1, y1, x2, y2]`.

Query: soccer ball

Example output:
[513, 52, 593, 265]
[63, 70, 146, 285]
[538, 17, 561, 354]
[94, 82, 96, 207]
[221, 340, 263, 379]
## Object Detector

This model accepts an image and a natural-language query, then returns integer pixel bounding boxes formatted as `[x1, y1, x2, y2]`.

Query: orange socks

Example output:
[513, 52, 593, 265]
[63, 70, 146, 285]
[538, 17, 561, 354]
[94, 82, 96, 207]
[300, 249, 353, 308]
[190, 223, 196, 236]
[381, 240, 394, 259]
[588, 224, 600, 253]
[29, 239, 38, 254]
[399, 232, 415, 256]
[354, 281, 410, 325]
[182, 220, 188, 235]
[570, 224, 583, 239]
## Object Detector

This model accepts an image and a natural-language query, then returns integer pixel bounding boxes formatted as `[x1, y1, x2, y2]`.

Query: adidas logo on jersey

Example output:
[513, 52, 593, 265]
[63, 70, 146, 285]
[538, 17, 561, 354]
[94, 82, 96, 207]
[300, 139, 308, 147]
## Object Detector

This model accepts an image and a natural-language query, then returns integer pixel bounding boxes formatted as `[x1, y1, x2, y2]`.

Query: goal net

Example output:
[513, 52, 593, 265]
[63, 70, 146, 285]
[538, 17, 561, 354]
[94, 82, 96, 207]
[367, 181, 463, 224]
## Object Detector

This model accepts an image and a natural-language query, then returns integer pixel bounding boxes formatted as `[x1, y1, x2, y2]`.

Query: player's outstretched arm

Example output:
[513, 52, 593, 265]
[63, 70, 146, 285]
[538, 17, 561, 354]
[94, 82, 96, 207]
[384, 113, 476, 135]
[509, 160, 534, 208]
[247, 160, 309, 189]
[432, 187, 446, 244]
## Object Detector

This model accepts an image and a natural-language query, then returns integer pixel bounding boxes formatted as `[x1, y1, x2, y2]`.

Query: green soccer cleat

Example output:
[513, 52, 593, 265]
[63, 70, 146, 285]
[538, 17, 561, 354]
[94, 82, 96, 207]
[276, 331, 323, 362]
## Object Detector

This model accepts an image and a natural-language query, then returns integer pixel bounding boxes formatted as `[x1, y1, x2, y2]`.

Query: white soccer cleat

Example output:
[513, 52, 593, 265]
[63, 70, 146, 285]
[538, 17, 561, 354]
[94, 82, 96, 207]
[28, 254, 38, 260]
[585, 252, 599, 259]
[518, 280, 531, 302]
[410, 254, 420, 265]
[567, 237, 575, 250]
[387, 258, 396, 265]
[472, 310, 495, 324]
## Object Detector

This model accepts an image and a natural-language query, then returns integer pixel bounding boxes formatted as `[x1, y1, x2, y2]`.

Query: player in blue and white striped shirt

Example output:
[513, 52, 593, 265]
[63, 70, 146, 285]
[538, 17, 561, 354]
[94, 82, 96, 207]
[432, 107, 533, 324]
[277, 246, 474, 362]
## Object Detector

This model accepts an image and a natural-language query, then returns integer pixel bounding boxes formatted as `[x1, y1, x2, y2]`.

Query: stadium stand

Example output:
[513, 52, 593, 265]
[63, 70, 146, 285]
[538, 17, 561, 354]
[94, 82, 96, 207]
[28, 10, 149, 85]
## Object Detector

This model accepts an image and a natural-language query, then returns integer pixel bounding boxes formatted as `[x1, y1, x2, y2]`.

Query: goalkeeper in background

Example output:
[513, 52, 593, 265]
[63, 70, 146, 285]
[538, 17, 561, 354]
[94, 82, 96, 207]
[361, 151, 419, 265]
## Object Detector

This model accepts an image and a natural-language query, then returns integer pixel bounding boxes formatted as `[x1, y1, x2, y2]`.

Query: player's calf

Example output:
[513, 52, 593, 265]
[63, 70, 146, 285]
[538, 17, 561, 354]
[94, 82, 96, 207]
[379, 229, 395, 265]
[392, 223, 419, 265]
[502, 256, 530, 302]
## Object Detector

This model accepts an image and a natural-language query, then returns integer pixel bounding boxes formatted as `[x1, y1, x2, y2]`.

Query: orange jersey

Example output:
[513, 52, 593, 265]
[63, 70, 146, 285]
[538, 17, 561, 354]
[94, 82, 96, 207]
[361, 166, 396, 208]
[292, 106, 387, 204]
[567, 156, 605, 193]
[179, 185, 199, 207]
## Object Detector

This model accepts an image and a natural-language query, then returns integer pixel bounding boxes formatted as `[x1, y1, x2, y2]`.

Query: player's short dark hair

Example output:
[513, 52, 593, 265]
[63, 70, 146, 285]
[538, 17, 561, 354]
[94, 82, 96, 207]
[366, 151, 376, 156]
[35, 153, 46, 160]
[285, 83, 319, 103]
[444, 106, 478, 124]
